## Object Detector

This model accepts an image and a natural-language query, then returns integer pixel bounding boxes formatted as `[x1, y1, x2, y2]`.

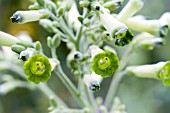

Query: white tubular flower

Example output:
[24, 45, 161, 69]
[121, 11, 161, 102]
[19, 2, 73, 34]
[89, 45, 104, 58]
[126, 15, 169, 37]
[126, 62, 166, 79]
[159, 12, 170, 28]
[1, 46, 18, 60]
[83, 72, 103, 91]
[16, 32, 33, 42]
[99, 6, 134, 46]
[68, 2, 81, 30]
[126, 17, 161, 35]
[0, 31, 20, 46]
[117, 0, 144, 23]
[132, 32, 165, 50]
[126, 61, 170, 86]
[11, 9, 49, 24]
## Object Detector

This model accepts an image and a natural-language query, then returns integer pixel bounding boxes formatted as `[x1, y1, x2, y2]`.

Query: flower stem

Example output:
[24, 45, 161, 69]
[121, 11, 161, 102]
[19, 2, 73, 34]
[1, 61, 67, 107]
[38, 83, 67, 107]
[84, 85, 98, 113]
[54, 65, 87, 107]
[105, 45, 133, 109]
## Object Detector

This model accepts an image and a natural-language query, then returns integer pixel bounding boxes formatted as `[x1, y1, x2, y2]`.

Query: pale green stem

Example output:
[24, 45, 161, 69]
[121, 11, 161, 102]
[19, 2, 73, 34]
[0, 61, 67, 107]
[38, 83, 67, 107]
[50, 12, 76, 43]
[51, 47, 57, 58]
[84, 85, 98, 113]
[105, 45, 133, 109]
[54, 65, 87, 107]
[75, 8, 88, 51]
[75, 26, 83, 51]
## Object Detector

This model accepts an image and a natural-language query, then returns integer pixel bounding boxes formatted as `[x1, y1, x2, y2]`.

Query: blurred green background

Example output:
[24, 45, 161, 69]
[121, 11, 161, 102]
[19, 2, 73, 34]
[0, 0, 170, 113]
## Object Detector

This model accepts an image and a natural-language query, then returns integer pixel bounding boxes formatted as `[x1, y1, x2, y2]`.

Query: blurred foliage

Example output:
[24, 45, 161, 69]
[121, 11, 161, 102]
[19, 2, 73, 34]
[0, 0, 170, 113]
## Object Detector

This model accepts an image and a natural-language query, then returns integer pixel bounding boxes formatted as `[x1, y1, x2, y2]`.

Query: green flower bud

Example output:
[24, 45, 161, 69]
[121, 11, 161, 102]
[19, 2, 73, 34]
[57, 8, 64, 17]
[126, 61, 170, 86]
[11, 9, 49, 24]
[35, 41, 42, 52]
[79, 0, 90, 8]
[83, 18, 90, 27]
[36, 0, 45, 6]
[92, 51, 119, 78]
[24, 54, 52, 84]
[52, 34, 61, 48]
[0, 31, 20, 46]
[103, 1, 123, 11]
[28, 3, 40, 10]
[44, 0, 57, 12]
[39, 19, 56, 33]
[78, 16, 84, 24]
[99, 6, 133, 46]
[11, 44, 26, 54]
[16, 41, 34, 48]
[47, 36, 53, 48]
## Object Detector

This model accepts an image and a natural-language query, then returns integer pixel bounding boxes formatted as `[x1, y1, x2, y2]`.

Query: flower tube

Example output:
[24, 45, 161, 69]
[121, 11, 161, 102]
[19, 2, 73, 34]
[99, 6, 134, 46]
[11, 9, 49, 24]
[0, 31, 20, 46]
[126, 16, 168, 37]
[117, 0, 144, 23]
[126, 61, 170, 86]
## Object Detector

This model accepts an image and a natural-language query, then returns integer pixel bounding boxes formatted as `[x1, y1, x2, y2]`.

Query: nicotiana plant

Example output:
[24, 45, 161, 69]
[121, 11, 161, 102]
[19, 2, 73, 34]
[0, 0, 170, 113]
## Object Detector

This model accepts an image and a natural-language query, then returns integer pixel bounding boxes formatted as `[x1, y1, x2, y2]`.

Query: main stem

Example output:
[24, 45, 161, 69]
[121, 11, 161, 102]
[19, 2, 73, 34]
[54, 65, 87, 107]
[105, 45, 133, 109]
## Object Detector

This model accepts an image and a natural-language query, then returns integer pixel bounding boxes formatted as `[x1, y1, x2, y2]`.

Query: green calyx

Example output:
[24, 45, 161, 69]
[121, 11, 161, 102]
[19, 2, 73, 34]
[114, 29, 134, 46]
[159, 61, 170, 86]
[92, 51, 119, 78]
[24, 54, 52, 84]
